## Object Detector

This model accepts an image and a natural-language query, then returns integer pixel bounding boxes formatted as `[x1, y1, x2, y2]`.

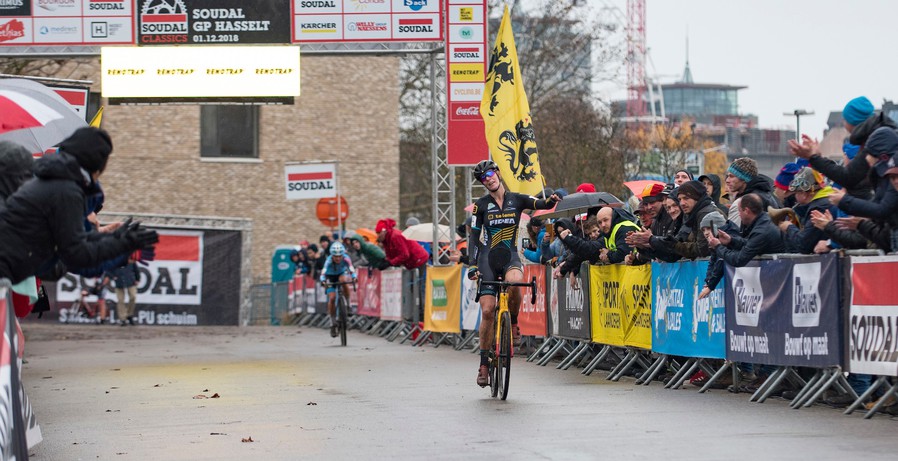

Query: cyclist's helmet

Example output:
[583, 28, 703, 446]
[329, 241, 345, 257]
[472, 159, 499, 180]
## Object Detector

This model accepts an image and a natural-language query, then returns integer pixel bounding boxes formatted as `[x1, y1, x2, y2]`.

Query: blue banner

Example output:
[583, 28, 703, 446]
[651, 260, 726, 359]
[724, 254, 841, 367]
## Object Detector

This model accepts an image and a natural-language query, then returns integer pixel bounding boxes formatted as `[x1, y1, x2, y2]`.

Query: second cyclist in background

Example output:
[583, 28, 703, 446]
[320, 241, 357, 338]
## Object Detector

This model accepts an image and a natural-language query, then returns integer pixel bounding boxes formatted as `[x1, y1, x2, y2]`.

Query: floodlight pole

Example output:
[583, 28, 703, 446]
[784, 109, 814, 141]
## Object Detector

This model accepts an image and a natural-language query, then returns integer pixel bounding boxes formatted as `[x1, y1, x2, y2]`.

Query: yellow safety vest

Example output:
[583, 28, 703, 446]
[604, 220, 641, 251]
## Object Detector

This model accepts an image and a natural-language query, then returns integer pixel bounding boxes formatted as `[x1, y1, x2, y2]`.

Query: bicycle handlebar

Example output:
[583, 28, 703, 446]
[474, 277, 538, 304]
[321, 280, 358, 291]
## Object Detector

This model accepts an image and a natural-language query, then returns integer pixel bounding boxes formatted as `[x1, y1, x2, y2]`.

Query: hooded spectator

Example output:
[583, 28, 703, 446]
[725, 157, 779, 226]
[698, 173, 728, 214]
[0, 141, 33, 202]
[522, 216, 545, 264]
[349, 234, 389, 270]
[707, 194, 786, 267]
[780, 167, 836, 254]
[376, 218, 429, 270]
[673, 169, 693, 186]
[0, 128, 157, 285]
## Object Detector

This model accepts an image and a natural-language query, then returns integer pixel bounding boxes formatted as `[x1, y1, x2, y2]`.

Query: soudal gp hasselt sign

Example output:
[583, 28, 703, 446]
[137, 0, 290, 45]
[285, 163, 337, 200]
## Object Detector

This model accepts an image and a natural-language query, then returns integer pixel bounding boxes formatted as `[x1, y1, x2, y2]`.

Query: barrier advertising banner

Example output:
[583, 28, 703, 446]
[424, 265, 461, 333]
[460, 274, 480, 331]
[379, 269, 403, 321]
[549, 263, 590, 341]
[651, 260, 726, 359]
[518, 264, 547, 336]
[357, 269, 381, 317]
[848, 255, 898, 376]
[724, 254, 841, 367]
[589, 264, 652, 349]
[52, 228, 242, 325]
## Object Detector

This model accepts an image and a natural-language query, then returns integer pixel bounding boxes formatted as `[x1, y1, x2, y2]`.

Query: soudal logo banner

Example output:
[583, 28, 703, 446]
[56, 230, 203, 307]
[848, 255, 898, 376]
[392, 14, 439, 39]
[285, 163, 337, 200]
[724, 254, 840, 367]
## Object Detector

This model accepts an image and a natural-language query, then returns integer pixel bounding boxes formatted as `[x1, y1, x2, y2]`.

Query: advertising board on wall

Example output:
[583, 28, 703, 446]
[284, 163, 338, 200]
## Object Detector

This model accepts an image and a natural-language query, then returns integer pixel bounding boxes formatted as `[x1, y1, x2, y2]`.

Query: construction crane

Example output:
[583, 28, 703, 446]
[626, 0, 646, 119]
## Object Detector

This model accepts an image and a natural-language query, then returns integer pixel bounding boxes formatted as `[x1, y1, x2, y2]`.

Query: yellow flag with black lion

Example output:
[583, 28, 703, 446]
[480, 5, 544, 196]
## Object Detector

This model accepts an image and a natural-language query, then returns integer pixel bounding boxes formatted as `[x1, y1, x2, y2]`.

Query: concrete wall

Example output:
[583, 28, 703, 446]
[75, 55, 401, 282]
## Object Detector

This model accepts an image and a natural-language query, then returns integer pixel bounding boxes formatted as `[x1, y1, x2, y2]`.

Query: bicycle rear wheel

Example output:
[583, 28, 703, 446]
[498, 311, 512, 400]
[338, 294, 348, 347]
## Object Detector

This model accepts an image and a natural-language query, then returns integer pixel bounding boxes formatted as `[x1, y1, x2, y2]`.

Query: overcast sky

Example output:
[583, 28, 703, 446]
[606, 0, 896, 137]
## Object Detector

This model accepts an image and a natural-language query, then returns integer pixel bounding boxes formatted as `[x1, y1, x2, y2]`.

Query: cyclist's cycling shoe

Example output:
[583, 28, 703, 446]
[330, 325, 339, 338]
[512, 324, 522, 347]
[476, 365, 490, 387]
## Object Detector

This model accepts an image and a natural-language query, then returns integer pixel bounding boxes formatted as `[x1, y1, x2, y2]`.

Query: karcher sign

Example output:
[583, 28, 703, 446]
[285, 163, 337, 200]
[100, 45, 300, 98]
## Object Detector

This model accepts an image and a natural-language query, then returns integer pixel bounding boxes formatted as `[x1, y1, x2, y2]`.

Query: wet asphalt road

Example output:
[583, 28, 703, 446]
[19, 322, 898, 461]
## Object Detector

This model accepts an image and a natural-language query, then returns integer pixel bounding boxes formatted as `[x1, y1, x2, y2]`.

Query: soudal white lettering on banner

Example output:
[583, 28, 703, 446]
[192, 8, 245, 19]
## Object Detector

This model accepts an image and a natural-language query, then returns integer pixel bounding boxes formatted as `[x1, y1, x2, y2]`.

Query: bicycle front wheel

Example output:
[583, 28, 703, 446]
[498, 311, 512, 400]
[338, 294, 348, 347]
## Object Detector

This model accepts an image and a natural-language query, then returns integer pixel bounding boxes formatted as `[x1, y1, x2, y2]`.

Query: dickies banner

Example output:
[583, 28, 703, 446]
[724, 254, 841, 367]
[651, 260, 726, 359]
[847, 255, 898, 376]
[50, 227, 242, 325]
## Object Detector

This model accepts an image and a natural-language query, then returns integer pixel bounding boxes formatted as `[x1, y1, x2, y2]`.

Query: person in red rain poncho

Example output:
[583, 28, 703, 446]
[375, 218, 429, 270]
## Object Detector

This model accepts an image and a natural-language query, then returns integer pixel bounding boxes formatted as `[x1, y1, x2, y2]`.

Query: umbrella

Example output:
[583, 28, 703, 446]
[355, 228, 377, 242]
[624, 179, 665, 197]
[402, 223, 452, 243]
[532, 203, 556, 217]
[464, 202, 475, 212]
[0, 78, 87, 155]
[537, 192, 623, 219]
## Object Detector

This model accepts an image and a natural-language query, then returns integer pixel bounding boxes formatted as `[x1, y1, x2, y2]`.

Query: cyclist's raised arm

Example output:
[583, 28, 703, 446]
[530, 193, 560, 210]
[468, 203, 485, 264]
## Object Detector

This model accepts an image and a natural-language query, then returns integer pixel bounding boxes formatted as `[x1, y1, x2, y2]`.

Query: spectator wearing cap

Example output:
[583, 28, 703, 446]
[829, 127, 898, 225]
[779, 167, 836, 254]
[626, 183, 681, 264]
[725, 157, 779, 226]
[645, 180, 720, 260]
[707, 194, 786, 267]
[697, 211, 732, 299]
[376, 218, 429, 270]
[575, 183, 597, 193]
[773, 163, 802, 208]
[673, 169, 693, 186]
[790, 96, 898, 200]
[697, 173, 728, 214]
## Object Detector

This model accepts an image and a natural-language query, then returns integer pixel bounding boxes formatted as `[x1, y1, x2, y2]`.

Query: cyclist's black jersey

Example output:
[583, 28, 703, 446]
[468, 191, 555, 270]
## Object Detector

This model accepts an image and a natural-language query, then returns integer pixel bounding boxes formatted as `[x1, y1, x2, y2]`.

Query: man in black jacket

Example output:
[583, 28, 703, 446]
[707, 194, 786, 267]
[0, 127, 158, 285]
[780, 167, 836, 254]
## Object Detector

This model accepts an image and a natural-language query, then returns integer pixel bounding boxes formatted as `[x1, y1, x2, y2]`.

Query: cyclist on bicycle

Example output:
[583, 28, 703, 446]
[467, 160, 561, 387]
[320, 241, 357, 338]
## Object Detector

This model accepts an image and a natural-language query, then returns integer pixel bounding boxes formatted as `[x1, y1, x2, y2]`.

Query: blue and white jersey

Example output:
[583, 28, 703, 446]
[320, 254, 356, 281]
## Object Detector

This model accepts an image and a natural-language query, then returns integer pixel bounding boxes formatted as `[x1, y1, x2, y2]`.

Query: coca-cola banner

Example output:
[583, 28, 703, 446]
[847, 255, 898, 376]
[724, 254, 841, 367]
